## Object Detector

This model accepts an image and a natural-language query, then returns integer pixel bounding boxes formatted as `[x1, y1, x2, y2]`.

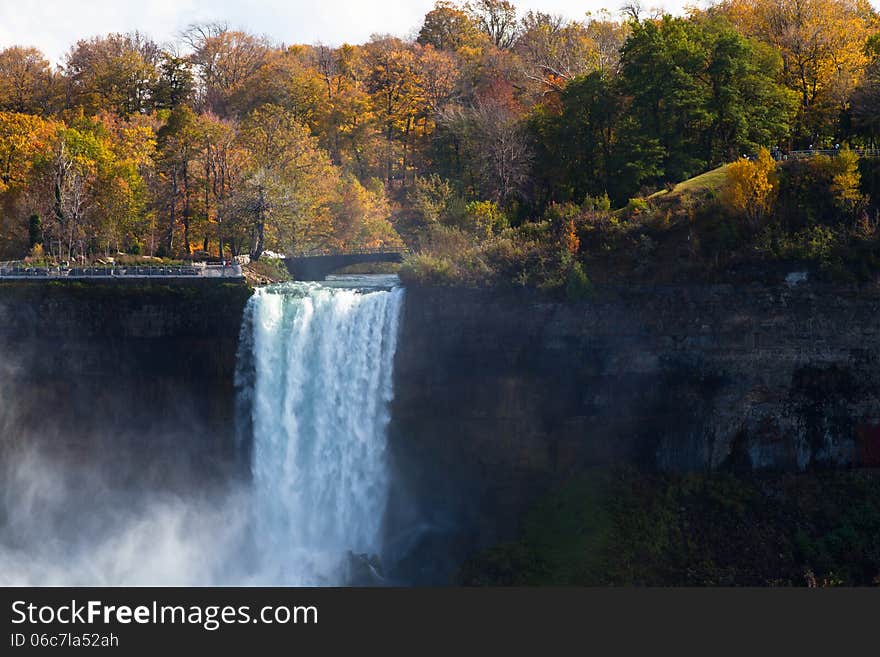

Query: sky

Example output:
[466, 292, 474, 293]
[0, 0, 699, 65]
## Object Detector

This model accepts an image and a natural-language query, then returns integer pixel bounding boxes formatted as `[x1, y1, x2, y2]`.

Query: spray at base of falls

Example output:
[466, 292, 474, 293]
[238, 280, 404, 585]
[0, 277, 404, 586]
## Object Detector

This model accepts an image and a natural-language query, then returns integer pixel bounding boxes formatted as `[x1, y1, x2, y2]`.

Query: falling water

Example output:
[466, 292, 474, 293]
[239, 278, 404, 585]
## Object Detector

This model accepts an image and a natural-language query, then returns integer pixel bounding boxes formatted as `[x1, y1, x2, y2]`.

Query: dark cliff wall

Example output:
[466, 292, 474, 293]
[1, 278, 876, 581]
[386, 280, 880, 582]
[0, 281, 252, 489]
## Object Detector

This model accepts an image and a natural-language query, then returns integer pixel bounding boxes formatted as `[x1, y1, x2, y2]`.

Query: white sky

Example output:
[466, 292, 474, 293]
[0, 0, 703, 65]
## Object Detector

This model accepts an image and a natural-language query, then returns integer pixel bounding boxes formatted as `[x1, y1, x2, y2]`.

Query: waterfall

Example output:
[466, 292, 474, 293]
[238, 280, 404, 585]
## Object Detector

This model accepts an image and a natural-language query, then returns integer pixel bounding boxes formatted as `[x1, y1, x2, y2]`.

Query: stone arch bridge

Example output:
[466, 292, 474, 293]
[284, 247, 407, 281]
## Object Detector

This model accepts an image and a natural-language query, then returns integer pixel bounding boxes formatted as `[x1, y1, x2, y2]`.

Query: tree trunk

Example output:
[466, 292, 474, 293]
[204, 155, 212, 254]
[251, 221, 265, 260]
[250, 186, 266, 260]
[166, 170, 177, 255]
[182, 162, 191, 255]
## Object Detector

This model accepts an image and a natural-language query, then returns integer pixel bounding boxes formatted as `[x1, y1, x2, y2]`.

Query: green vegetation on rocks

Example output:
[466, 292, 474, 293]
[461, 470, 880, 586]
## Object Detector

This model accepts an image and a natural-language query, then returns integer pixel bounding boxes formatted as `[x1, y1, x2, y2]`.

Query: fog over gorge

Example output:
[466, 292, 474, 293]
[0, 455, 253, 586]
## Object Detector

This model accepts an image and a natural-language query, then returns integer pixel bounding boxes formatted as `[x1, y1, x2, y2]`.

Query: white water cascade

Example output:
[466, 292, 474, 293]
[239, 279, 404, 585]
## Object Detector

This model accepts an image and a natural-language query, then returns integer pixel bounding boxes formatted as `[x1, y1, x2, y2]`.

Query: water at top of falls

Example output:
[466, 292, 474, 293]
[323, 273, 401, 290]
[241, 275, 404, 585]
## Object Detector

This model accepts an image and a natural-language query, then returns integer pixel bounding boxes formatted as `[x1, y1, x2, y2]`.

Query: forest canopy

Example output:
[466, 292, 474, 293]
[0, 0, 878, 274]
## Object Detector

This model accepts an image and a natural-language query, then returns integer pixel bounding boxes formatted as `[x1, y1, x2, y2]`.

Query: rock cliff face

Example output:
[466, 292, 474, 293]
[1, 278, 877, 582]
[0, 281, 252, 490]
[385, 280, 880, 582]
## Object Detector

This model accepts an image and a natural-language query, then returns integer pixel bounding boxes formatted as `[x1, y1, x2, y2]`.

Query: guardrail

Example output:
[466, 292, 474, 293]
[782, 148, 880, 160]
[0, 263, 243, 279]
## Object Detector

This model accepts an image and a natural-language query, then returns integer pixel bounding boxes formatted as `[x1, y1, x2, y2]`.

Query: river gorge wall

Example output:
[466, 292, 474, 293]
[1, 277, 878, 582]
[385, 280, 880, 580]
[0, 281, 251, 490]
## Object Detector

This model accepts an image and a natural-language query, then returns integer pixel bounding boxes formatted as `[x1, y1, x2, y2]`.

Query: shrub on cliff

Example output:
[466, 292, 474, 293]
[722, 148, 779, 229]
[464, 200, 509, 239]
[399, 224, 570, 290]
[399, 253, 461, 286]
[776, 154, 867, 231]
[565, 261, 592, 301]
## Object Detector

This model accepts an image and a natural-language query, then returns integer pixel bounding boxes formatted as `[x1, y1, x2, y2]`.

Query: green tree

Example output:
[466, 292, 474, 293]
[619, 15, 796, 185]
[153, 54, 195, 110]
[529, 71, 661, 207]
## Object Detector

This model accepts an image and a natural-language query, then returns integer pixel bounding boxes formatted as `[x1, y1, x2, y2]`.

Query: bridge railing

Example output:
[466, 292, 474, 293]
[782, 148, 880, 160]
[290, 246, 409, 258]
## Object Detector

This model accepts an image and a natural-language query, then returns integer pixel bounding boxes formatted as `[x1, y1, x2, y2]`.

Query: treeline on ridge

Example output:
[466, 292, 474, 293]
[0, 0, 878, 288]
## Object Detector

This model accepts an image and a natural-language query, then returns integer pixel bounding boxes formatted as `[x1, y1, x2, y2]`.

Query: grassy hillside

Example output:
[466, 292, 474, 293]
[648, 164, 731, 202]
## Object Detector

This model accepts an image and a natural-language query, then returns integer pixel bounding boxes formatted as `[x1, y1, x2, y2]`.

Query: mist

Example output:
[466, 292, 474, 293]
[0, 449, 255, 586]
[0, 280, 406, 587]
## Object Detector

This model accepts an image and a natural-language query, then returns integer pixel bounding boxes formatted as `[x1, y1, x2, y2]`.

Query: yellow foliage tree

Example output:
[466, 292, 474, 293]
[723, 148, 779, 227]
[465, 200, 508, 239]
[828, 146, 865, 212]
[0, 111, 58, 193]
[330, 174, 402, 249]
[720, 0, 879, 139]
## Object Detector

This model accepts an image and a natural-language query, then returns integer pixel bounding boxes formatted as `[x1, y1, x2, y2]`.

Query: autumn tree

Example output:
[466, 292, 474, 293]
[89, 112, 157, 254]
[182, 23, 273, 116]
[227, 47, 323, 126]
[720, 0, 879, 144]
[418, 2, 485, 51]
[39, 121, 105, 259]
[416, 45, 460, 116]
[329, 174, 400, 249]
[309, 44, 377, 177]
[851, 58, 880, 143]
[196, 113, 242, 256]
[64, 32, 161, 116]
[585, 11, 630, 74]
[0, 112, 57, 193]
[467, 0, 519, 49]
[828, 146, 866, 212]
[6, 0, 873, 268]
[364, 37, 426, 186]
[235, 104, 336, 258]
[156, 105, 204, 254]
[441, 95, 532, 204]
[514, 12, 598, 93]
[0, 112, 58, 253]
[0, 47, 56, 114]
[722, 147, 779, 227]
